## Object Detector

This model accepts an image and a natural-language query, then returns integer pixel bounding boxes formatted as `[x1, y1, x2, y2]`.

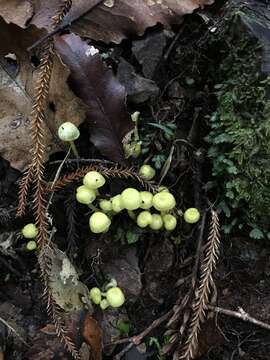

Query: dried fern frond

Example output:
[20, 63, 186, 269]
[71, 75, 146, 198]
[178, 210, 220, 360]
[50, 164, 157, 192]
[17, 0, 73, 216]
[65, 192, 79, 254]
[16, 1, 80, 358]
[17, 168, 34, 217]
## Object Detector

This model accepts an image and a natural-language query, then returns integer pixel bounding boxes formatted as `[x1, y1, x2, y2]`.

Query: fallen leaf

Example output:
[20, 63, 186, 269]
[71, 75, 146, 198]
[54, 33, 133, 165]
[28, 0, 215, 44]
[48, 247, 93, 312]
[0, 0, 33, 28]
[30, 0, 103, 32]
[82, 314, 103, 360]
[26, 311, 102, 360]
[0, 19, 86, 171]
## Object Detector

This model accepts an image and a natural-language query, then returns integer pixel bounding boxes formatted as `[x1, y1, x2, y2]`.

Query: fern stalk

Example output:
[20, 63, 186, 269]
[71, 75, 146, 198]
[50, 164, 156, 193]
[179, 210, 220, 360]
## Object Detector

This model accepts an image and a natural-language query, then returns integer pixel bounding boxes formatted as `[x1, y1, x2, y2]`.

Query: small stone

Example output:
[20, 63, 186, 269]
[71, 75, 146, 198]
[117, 58, 159, 104]
[132, 31, 167, 79]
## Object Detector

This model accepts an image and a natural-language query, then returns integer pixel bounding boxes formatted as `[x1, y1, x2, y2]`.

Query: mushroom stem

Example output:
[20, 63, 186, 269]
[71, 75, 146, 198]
[88, 203, 100, 212]
[105, 278, 118, 290]
[127, 210, 136, 221]
[70, 141, 79, 158]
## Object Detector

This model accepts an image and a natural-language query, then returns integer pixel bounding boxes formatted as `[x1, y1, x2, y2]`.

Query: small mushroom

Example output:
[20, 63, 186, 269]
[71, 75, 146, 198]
[58, 122, 80, 157]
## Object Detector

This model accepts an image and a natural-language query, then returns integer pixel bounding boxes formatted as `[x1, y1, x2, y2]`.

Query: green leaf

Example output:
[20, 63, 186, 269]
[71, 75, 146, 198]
[222, 224, 232, 234]
[249, 228, 264, 240]
[219, 200, 231, 217]
[148, 123, 175, 136]
[226, 190, 234, 199]
[126, 230, 140, 244]
[117, 320, 130, 335]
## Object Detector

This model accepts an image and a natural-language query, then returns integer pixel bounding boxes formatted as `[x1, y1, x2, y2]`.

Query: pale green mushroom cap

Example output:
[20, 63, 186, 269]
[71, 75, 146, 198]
[58, 122, 80, 142]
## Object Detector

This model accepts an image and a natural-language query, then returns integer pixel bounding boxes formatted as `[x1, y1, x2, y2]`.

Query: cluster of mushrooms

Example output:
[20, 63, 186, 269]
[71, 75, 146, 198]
[74, 167, 200, 234]
[21, 122, 201, 310]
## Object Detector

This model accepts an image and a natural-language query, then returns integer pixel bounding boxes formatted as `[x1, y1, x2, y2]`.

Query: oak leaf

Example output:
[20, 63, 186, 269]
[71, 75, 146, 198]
[29, 0, 215, 43]
[55, 33, 133, 164]
[0, 19, 86, 171]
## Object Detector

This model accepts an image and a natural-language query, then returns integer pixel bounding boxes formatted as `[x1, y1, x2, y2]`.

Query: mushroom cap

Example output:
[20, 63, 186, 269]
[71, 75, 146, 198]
[121, 188, 142, 210]
[184, 208, 200, 224]
[106, 287, 125, 308]
[58, 122, 80, 142]
[22, 223, 38, 239]
[152, 192, 176, 212]
[89, 212, 111, 233]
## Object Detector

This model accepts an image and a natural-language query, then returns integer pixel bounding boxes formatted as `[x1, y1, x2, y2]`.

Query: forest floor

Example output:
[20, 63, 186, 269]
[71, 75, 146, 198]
[0, 1, 270, 359]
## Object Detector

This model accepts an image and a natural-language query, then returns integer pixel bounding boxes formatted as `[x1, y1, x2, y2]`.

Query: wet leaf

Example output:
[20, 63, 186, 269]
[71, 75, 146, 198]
[82, 313, 103, 360]
[0, 19, 86, 171]
[55, 33, 133, 165]
[29, 0, 215, 44]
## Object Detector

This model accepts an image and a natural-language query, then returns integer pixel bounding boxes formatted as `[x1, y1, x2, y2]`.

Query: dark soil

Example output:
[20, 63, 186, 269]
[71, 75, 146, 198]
[1, 1, 270, 360]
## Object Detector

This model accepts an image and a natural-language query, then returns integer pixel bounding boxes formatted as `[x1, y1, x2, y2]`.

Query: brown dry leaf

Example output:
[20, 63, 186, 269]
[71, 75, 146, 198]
[55, 33, 133, 165]
[0, 19, 86, 171]
[29, 0, 214, 43]
[0, 0, 33, 28]
[25, 311, 102, 360]
[82, 314, 103, 360]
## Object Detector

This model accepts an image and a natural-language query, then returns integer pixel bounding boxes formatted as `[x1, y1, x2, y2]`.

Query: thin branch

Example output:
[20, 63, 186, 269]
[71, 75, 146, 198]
[112, 310, 173, 360]
[0, 316, 30, 347]
[49, 158, 115, 167]
[209, 305, 270, 331]
[191, 213, 206, 289]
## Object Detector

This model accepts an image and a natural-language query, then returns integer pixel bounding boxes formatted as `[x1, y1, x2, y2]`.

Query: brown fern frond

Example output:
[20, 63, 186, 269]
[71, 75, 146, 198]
[178, 210, 220, 360]
[17, 0, 73, 213]
[16, 1, 79, 358]
[17, 167, 33, 216]
[50, 164, 157, 192]
[52, 0, 73, 24]
[65, 193, 80, 253]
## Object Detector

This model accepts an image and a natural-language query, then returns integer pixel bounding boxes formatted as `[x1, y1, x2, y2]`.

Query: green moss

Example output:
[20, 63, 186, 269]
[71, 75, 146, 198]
[206, 15, 270, 238]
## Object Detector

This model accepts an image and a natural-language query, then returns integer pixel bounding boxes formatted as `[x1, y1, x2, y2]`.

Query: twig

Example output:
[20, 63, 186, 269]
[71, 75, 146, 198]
[0, 316, 30, 347]
[178, 256, 193, 270]
[112, 310, 173, 360]
[27, 0, 104, 51]
[163, 27, 184, 60]
[161, 214, 206, 355]
[191, 213, 206, 289]
[46, 147, 71, 211]
[209, 305, 270, 331]
[49, 158, 115, 167]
